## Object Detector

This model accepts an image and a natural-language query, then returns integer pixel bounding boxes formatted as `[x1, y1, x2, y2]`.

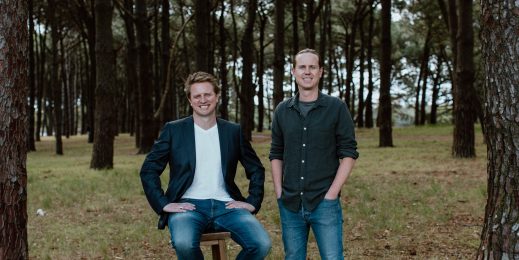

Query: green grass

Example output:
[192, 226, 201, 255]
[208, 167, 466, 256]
[27, 125, 487, 259]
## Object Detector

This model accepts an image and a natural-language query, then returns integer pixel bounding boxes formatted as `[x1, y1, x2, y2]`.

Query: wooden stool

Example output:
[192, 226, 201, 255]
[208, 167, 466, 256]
[200, 232, 231, 260]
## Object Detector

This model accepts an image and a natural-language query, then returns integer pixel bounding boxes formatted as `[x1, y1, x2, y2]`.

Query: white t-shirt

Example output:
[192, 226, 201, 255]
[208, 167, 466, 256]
[181, 124, 232, 201]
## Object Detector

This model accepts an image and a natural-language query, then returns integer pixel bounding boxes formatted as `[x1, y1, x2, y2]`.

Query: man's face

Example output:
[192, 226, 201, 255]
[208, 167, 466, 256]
[188, 82, 219, 118]
[291, 53, 323, 91]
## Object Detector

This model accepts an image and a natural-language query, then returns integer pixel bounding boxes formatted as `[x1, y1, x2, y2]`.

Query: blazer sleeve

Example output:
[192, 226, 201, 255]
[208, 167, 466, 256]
[238, 125, 266, 214]
[140, 123, 172, 215]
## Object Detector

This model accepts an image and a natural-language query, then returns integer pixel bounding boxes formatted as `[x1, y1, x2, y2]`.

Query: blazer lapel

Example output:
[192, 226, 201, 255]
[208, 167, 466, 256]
[184, 116, 196, 172]
[217, 119, 229, 177]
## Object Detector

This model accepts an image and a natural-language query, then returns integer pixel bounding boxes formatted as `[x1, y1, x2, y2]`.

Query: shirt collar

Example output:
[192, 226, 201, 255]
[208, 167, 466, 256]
[288, 91, 328, 108]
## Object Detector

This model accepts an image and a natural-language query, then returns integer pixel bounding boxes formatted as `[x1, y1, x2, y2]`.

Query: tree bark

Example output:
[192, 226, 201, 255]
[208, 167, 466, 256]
[256, 3, 267, 132]
[59, 36, 70, 138]
[415, 26, 431, 126]
[28, 0, 36, 151]
[161, 0, 173, 123]
[90, 0, 116, 169]
[303, 0, 324, 49]
[48, 0, 63, 155]
[357, 12, 366, 128]
[239, 0, 258, 141]
[478, 0, 519, 257]
[325, 0, 333, 94]
[119, 0, 139, 144]
[452, 0, 475, 158]
[365, 0, 376, 128]
[273, 0, 285, 108]
[218, 1, 229, 120]
[0, 0, 29, 258]
[344, 16, 356, 109]
[430, 54, 443, 125]
[195, 0, 210, 72]
[73, 0, 97, 143]
[136, 0, 157, 154]
[35, 29, 46, 141]
[379, 0, 393, 147]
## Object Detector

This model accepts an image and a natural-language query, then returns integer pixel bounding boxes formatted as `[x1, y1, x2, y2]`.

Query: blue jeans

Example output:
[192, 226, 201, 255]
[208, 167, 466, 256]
[278, 198, 344, 260]
[168, 199, 271, 260]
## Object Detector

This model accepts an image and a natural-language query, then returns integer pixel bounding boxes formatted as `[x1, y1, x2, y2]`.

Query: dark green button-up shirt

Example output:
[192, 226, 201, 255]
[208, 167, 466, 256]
[269, 92, 359, 212]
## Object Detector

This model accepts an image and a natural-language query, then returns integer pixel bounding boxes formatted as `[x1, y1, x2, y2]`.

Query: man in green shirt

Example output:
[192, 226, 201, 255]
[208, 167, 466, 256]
[269, 49, 359, 260]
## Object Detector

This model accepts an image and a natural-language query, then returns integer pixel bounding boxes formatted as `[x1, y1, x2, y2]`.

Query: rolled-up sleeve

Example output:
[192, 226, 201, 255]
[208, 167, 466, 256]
[269, 106, 285, 161]
[336, 102, 359, 160]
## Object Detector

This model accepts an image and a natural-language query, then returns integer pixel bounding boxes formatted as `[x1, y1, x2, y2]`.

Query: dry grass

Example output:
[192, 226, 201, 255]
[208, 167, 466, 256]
[27, 125, 487, 259]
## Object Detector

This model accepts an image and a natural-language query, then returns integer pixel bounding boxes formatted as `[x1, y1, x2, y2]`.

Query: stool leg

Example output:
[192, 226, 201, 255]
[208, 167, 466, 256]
[211, 244, 219, 260]
[210, 239, 227, 260]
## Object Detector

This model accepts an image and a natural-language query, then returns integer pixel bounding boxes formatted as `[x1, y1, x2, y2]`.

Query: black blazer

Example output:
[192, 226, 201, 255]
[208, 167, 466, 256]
[140, 116, 265, 229]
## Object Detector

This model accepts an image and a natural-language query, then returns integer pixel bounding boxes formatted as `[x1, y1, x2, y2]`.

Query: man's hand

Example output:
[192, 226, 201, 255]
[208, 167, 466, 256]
[162, 202, 196, 213]
[225, 201, 255, 212]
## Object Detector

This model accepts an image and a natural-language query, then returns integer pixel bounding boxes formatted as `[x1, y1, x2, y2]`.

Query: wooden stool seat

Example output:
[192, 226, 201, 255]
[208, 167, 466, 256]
[200, 232, 231, 260]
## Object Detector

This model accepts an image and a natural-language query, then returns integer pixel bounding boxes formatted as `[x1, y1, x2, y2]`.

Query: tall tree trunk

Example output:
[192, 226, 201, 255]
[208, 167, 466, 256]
[0, 0, 29, 257]
[292, 0, 300, 55]
[273, 0, 285, 108]
[415, 27, 432, 126]
[345, 17, 357, 110]
[430, 54, 443, 125]
[69, 59, 77, 135]
[74, 0, 97, 143]
[420, 68, 428, 125]
[478, 0, 519, 257]
[152, 0, 160, 117]
[71, 0, 97, 142]
[239, 0, 258, 141]
[218, 1, 229, 120]
[421, 27, 432, 126]
[357, 14, 366, 128]
[303, 0, 324, 49]
[28, 0, 36, 151]
[291, 0, 300, 95]
[257, 3, 267, 132]
[59, 36, 70, 138]
[365, 0, 376, 128]
[318, 0, 328, 91]
[161, 0, 172, 123]
[91, 0, 116, 169]
[195, 0, 210, 72]
[119, 0, 139, 143]
[80, 40, 89, 135]
[414, 69, 421, 126]
[325, 0, 333, 94]
[379, 0, 393, 147]
[452, 0, 475, 158]
[48, 0, 63, 155]
[35, 29, 46, 141]
[136, 0, 157, 153]
[230, 0, 240, 121]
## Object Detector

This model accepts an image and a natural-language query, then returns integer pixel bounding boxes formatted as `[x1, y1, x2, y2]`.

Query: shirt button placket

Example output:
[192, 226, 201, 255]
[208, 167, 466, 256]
[300, 125, 307, 196]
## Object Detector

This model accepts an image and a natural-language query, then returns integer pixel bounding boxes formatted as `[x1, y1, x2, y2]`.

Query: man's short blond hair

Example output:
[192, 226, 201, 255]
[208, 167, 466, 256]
[184, 71, 221, 98]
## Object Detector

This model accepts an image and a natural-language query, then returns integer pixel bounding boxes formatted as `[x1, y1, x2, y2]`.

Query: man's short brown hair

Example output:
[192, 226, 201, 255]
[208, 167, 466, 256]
[293, 48, 322, 68]
[184, 71, 221, 98]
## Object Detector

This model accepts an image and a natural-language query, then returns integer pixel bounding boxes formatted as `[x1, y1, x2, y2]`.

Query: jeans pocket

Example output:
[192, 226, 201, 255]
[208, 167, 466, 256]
[322, 197, 339, 203]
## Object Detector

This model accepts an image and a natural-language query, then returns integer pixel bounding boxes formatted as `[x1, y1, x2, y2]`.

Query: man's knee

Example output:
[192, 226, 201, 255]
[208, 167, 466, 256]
[171, 237, 198, 252]
[247, 234, 272, 256]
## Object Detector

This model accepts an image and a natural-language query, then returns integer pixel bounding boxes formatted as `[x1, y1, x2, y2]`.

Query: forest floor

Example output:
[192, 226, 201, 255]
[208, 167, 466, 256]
[27, 124, 487, 259]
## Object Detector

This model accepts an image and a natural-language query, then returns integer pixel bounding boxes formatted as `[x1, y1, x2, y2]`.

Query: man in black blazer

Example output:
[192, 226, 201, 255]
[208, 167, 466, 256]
[140, 72, 271, 260]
